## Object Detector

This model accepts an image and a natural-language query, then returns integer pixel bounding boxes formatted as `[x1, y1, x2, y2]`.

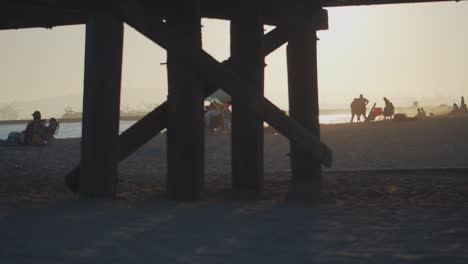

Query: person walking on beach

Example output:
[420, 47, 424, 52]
[452, 103, 460, 113]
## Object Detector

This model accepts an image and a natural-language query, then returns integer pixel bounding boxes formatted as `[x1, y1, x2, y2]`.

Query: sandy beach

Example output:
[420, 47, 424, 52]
[2, 114, 468, 201]
[1, 114, 468, 263]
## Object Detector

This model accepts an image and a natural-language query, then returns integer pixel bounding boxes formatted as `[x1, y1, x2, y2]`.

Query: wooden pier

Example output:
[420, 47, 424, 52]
[1, 0, 460, 200]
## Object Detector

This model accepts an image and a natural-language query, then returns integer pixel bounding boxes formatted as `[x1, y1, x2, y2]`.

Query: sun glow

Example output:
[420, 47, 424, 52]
[2, 2, 468, 118]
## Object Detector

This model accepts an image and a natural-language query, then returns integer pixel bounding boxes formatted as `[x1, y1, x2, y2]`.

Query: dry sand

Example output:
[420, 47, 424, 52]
[1, 114, 468, 263]
[1, 114, 468, 204]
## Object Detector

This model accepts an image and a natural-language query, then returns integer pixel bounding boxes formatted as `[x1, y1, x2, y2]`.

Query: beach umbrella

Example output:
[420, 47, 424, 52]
[205, 97, 224, 105]
[208, 89, 231, 103]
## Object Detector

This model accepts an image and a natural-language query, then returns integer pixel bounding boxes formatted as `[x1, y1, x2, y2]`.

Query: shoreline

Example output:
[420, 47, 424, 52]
[2, 114, 467, 174]
[0, 115, 142, 125]
[0, 105, 453, 125]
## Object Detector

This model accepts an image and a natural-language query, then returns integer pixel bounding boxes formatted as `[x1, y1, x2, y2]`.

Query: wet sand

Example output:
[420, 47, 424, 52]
[1, 114, 468, 263]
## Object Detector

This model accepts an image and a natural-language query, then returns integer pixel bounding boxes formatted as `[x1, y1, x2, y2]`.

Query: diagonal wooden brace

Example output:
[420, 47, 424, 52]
[65, 16, 289, 193]
[65, 1, 331, 193]
[119, 0, 332, 165]
[64, 24, 289, 194]
[65, 102, 168, 193]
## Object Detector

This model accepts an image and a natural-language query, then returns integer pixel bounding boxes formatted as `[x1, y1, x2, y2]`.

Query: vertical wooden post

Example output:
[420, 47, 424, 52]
[230, 5, 265, 193]
[166, 1, 204, 200]
[79, 11, 123, 198]
[287, 25, 321, 185]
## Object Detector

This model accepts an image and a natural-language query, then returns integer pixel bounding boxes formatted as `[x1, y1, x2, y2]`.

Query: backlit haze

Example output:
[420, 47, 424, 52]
[1, 2, 468, 119]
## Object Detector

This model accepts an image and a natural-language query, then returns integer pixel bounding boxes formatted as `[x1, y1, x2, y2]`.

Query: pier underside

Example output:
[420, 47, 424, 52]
[1, 0, 462, 200]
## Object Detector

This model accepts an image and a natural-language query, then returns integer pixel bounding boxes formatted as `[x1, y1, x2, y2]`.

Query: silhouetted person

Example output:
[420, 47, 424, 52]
[383, 97, 394, 120]
[420, 108, 426, 117]
[44, 118, 60, 143]
[205, 102, 223, 133]
[23, 110, 46, 144]
[358, 94, 369, 119]
[415, 108, 426, 119]
[350, 98, 360, 122]
[350, 94, 369, 123]
[221, 103, 232, 133]
[358, 94, 369, 106]
[452, 103, 460, 113]
[461, 96, 467, 111]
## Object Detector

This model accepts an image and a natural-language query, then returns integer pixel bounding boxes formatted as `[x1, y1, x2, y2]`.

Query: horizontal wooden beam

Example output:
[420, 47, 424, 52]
[4, 0, 460, 30]
[1, 2, 85, 29]
[199, 1, 328, 29]
[120, 0, 332, 167]
[323, 0, 461, 7]
[2, 0, 328, 30]
[65, 0, 331, 193]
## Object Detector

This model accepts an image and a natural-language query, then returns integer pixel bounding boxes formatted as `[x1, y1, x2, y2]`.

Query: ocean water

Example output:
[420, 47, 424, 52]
[0, 107, 448, 139]
[0, 121, 137, 140]
[0, 113, 347, 139]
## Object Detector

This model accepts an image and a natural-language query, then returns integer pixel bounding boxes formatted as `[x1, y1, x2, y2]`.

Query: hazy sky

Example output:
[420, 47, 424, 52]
[1, 2, 468, 115]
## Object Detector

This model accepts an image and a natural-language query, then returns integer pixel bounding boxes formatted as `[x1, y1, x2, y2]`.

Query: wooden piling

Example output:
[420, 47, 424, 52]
[287, 25, 321, 184]
[166, 1, 205, 200]
[230, 5, 265, 192]
[79, 11, 123, 198]
[120, 3, 332, 167]
[65, 25, 298, 194]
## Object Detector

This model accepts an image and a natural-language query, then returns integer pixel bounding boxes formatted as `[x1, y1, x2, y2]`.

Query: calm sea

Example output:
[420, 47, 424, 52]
[0, 107, 442, 139]
[0, 121, 137, 140]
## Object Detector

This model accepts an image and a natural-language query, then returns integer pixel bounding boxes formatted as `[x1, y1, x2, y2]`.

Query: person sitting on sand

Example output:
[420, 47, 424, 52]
[383, 97, 395, 120]
[452, 103, 460, 113]
[420, 108, 426, 118]
[44, 118, 60, 143]
[1, 112, 58, 146]
[415, 108, 426, 119]
[23, 110, 47, 145]
[205, 103, 223, 133]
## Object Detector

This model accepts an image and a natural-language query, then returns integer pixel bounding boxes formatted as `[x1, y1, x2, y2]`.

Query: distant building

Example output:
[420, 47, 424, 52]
[413, 101, 419, 107]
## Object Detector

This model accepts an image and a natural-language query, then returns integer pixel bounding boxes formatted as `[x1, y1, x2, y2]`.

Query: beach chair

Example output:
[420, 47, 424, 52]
[47, 118, 59, 136]
[44, 118, 60, 144]
[367, 106, 382, 121]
